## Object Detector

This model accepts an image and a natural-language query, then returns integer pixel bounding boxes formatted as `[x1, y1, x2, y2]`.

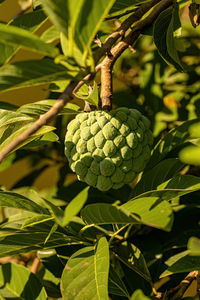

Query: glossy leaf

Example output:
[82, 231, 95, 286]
[0, 58, 78, 93]
[61, 237, 109, 300]
[63, 187, 89, 226]
[0, 23, 58, 57]
[0, 263, 47, 300]
[81, 203, 141, 225]
[161, 250, 200, 277]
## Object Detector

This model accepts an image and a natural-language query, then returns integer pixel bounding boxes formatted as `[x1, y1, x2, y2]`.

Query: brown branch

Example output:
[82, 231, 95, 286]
[0, 0, 174, 162]
[156, 271, 199, 299]
[94, 0, 161, 63]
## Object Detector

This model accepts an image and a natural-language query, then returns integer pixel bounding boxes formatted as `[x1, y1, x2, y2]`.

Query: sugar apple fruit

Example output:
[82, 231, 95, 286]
[64, 107, 153, 191]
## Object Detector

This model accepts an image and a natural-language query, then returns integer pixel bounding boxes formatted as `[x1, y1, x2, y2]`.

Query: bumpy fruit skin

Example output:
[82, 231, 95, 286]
[64, 107, 153, 191]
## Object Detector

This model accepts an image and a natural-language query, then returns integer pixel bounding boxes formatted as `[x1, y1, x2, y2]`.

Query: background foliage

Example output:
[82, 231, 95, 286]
[0, 0, 200, 299]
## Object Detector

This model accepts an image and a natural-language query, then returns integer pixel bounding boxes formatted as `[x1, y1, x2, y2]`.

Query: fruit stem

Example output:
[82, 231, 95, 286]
[100, 58, 113, 111]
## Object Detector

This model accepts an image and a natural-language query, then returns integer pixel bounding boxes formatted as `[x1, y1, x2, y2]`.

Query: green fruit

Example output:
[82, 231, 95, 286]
[64, 107, 153, 191]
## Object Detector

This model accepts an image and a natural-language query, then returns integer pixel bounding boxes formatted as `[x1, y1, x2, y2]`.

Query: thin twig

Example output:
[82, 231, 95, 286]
[0, 0, 174, 162]
[31, 256, 40, 274]
[156, 271, 199, 299]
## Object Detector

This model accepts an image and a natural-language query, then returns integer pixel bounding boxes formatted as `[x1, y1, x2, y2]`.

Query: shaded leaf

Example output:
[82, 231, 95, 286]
[61, 237, 109, 300]
[161, 250, 200, 277]
[108, 265, 130, 298]
[113, 242, 152, 283]
[0, 263, 47, 300]
[0, 23, 58, 57]
[153, 7, 183, 71]
[63, 187, 89, 226]
[166, 3, 183, 68]
[0, 153, 16, 172]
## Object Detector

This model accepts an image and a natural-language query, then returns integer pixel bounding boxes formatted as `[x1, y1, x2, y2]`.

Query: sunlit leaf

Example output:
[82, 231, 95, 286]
[0, 263, 47, 300]
[63, 187, 89, 226]
[0, 23, 58, 57]
[61, 237, 109, 300]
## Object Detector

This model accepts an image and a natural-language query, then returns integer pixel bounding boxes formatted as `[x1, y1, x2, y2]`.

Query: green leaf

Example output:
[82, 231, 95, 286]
[108, 265, 130, 298]
[0, 263, 47, 300]
[161, 250, 200, 277]
[81, 203, 141, 225]
[121, 197, 173, 231]
[113, 242, 152, 283]
[0, 58, 78, 93]
[18, 100, 81, 117]
[188, 237, 200, 256]
[166, 3, 183, 68]
[0, 23, 58, 57]
[23, 131, 59, 148]
[0, 153, 16, 172]
[132, 158, 184, 197]
[40, 0, 69, 37]
[76, 82, 99, 107]
[0, 226, 78, 257]
[74, 0, 116, 59]
[41, 25, 60, 43]
[0, 10, 47, 66]
[130, 289, 151, 300]
[0, 108, 56, 153]
[0, 190, 49, 214]
[147, 118, 200, 169]
[63, 187, 89, 226]
[153, 7, 183, 71]
[61, 237, 110, 300]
